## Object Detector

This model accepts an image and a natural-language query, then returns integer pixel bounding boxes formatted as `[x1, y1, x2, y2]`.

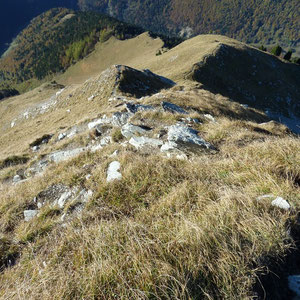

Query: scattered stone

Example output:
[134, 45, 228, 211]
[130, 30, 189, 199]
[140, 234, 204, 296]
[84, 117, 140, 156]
[24, 210, 39, 221]
[271, 197, 291, 210]
[48, 148, 85, 163]
[95, 125, 103, 136]
[257, 194, 291, 210]
[88, 115, 111, 130]
[125, 103, 154, 113]
[167, 124, 215, 150]
[56, 88, 65, 97]
[88, 112, 131, 129]
[108, 95, 127, 102]
[121, 141, 129, 147]
[58, 132, 67, 141]
[165, 152, 188, 160]
[107, 161, 122, 182]
[88, 95, 96, 101]
[161, 141, 178, 152]
[79, 189, 93, 203]
[35, 184, 69, 207]
[32, 146, 40, 152]
[55, 191, 73, 208]
[185, 117, 201, 124]
[100, 136, 112, 146]
[90, 144, 103, 153]
[13, 175, 22, 183]
[204, 114, 217, 123]
[161, 101, 187, 114]
[85, 174, 92, 180]
[111, 112, 133, 127]
[11, 121, 16, 128]
[241, 104, 249, 108]
[161, 141, 188, 159]
[121, 123, 150, 138]
[129, 136, 163, 149]
[61, 213, 66, 222]
[88, 119, 103, 130]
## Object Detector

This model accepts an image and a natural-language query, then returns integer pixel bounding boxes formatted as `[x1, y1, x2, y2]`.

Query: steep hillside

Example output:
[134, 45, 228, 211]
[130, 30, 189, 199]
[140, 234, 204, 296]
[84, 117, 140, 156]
[78, 0, 300, 52]
[0, 8, 180, 92]
[0, 0, 78, 55]
[0, 9, 140, 89]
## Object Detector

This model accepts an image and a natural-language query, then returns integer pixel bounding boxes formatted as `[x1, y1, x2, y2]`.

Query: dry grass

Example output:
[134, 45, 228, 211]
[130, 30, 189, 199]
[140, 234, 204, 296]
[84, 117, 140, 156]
[0, 33, 299, 299]
[0, 127, 298, 299]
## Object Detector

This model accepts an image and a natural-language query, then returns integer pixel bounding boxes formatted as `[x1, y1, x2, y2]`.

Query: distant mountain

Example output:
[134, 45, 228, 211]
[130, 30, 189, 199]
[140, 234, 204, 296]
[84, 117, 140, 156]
[77, 0, 300, 50]
[0, 8, 181, 91]
[0, 0, 78, 55]
[0, 8, 142, 88]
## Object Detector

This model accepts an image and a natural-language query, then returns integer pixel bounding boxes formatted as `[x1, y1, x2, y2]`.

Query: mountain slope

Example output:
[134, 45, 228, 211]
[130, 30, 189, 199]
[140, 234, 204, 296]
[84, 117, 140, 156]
[0, 33, 299, 298]
[0, 8, 181, 92]
[0, 8, 144, 88]
[54, 33, 300, 133]
[0, 0, 78, 55]
[78, 0, 300, 51]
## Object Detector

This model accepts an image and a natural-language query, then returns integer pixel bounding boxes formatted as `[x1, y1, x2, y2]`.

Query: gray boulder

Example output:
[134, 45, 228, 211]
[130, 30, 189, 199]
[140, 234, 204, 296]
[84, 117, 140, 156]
[24, 210, 39, 221]
[167, 124, 215, 150]
[121, 123, 150, 139]
[161, 101, 187, 114]
[107, 161, 122, 182]
[129, 136, 163, 149]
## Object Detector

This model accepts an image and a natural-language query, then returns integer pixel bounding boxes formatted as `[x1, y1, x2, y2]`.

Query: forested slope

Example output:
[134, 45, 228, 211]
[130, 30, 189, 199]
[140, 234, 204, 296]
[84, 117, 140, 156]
[78, 0, 300, 48]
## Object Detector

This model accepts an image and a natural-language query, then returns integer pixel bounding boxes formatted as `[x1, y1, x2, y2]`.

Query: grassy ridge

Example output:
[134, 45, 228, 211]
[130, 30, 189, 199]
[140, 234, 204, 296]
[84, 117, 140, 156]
[0, 77, 299, 298]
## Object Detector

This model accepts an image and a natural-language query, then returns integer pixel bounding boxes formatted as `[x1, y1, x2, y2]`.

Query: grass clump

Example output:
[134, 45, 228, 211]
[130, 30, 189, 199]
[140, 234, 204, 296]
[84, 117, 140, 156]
[111, 128, 124, 143]
[0, 155, 30, 170]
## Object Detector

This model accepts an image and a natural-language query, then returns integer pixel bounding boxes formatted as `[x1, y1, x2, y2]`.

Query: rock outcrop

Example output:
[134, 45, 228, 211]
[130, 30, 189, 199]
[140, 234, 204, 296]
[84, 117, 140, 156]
[185, 43, 300, 133]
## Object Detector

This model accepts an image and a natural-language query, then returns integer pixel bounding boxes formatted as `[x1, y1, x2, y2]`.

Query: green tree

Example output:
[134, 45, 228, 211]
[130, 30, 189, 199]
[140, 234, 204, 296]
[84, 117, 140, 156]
[271, 45, 282, 56]
[259, 45, 267, 51]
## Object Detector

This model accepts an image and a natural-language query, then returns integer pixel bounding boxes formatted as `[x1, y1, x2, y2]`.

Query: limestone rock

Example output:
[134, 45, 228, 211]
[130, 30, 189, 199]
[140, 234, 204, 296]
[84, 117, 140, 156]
[107, 161, 122, 182]
[111, 112, 133, 127]
[125, 103, 154, 114]
[24, 210, 39, 221]
[13, 175, 22, 183]
[167, 124, 215, 150]
[121, 123, 150, 138]
[129, 136, 163, 149]
[204, 114, 217, 123]
[271, 197, 291, 210]
[58, 132, 67, 141]
[257, 194, 291, 211]
[55, 191, 72, 208]
[161, 101, 187, 114]
[48, 148, 85, 163]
